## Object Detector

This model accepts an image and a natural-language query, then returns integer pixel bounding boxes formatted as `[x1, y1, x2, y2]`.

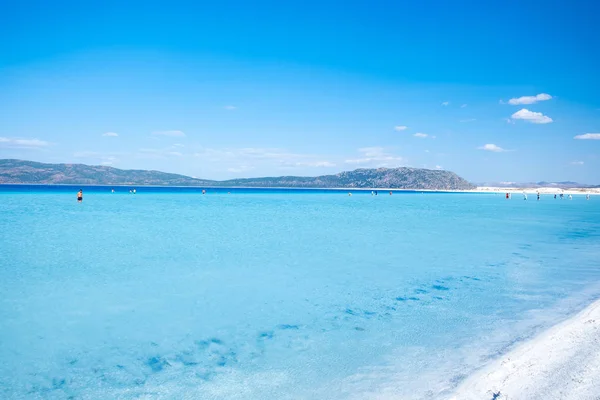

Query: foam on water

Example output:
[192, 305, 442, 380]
[1, 188, 599, 399]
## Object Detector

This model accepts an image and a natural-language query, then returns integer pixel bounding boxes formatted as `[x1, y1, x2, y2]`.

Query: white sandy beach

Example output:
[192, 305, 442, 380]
[472, 187, 600, 195]
[339, 187, 599, 195]
[449, 298, 600, 400]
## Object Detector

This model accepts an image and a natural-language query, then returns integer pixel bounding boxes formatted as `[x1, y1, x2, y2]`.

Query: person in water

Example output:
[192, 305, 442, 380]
[77, 189, 83, 202]
[537, 192, 540, 201]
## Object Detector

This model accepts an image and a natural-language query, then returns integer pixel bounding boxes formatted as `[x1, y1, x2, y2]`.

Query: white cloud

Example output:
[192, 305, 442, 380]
[17, 139, 49, 147]
[227, 166, 252, 173]
[0, 137, 51, 148]
[172, 143, 185, 148]
[345, 147, 403, 167]
[394, 125, 408, 131]
[413, 133, 428, 138]
[507, 93, 552, 105]
[505, 118, 515, 125]
[316, 161, 336, 167]
[224, 105, 237, 110]
[574, 133, 600, 140]
[133, 147, 173, 160]
[461, 104, 467, 108]
[435, 165, 443, 170]
[441, 101, 449, 106]
[345, 159, 369, 164]
[74, 152, 119, 165]
[152, 130, 186, 137]
[294, 161, 336, 167]
[100, 156, 118, 165]
[136, 147, 186, 159]
[102, 132, 119, 137]
[138, 148, 160, 153]
[511, 108, 553, 124]
[74, 151, 101, 157]
[478, 144, 506, 152]
[194, 146, 334, 171]
[571, 161, 584, 165]
[460, 118, 476, 123]
[237, 148, 310, 160]
[424, 150, 430, 153]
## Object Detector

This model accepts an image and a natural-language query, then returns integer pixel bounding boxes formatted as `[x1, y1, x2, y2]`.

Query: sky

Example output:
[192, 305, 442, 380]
[1, 0, 599, 183]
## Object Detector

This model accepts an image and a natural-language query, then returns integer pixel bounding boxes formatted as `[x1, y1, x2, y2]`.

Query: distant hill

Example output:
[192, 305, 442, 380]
[222, 167, 475, 190]
[0, 159, 475, 190]
[0, 159, 215, 186]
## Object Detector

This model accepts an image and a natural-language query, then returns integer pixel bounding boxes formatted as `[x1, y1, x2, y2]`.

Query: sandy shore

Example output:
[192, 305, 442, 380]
[471, 187, 600, 195]
[341, 187, 599, 195]
[449, 298, 600, 400]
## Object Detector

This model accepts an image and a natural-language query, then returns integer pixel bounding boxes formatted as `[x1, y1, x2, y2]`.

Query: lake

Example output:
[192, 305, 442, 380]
[1, 186, 599, 399]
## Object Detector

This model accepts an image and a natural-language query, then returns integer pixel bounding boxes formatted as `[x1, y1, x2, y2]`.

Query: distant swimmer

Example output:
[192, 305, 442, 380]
[133, 188, 136, 194]
[375, 191, 378, 196]
[389, 191, 393, 196]
[77, 189, 83, 202]
[569, 194, 573, 200]
[371, 191, 374, 196]
[537, 192, 540, 201]
[587, 194, 590, 200]
[523, 193, 527, 200]
[554, 194, 557, 199]
[111, 188, 115, 193]
[202, 189, 206, 195]
[506, 193, 509, 199]
[348, 192, 352, 196]
[560, 193, 564, 199]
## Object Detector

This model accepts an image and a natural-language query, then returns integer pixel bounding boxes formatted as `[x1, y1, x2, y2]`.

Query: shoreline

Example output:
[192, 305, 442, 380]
[1, 183, 599, 194]
[448, 297, 600, 399]
[466, 186, 600, 195]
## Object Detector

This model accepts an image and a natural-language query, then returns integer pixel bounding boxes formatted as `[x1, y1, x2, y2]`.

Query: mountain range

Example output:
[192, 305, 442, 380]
[0, 159, 475, 190]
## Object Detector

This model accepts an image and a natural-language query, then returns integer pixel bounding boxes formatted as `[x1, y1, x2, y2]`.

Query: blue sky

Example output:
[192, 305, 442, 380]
[1, 0, 599, 183]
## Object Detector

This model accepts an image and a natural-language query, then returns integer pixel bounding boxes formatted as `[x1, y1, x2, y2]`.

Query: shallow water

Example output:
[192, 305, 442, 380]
[1, 187, 599, 399]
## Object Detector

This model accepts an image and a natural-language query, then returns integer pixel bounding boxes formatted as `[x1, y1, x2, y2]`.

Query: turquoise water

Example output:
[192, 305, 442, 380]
[1, 188, 599, 399]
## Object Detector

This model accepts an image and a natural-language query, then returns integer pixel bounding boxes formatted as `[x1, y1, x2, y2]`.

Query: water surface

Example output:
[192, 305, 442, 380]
[1, 187, 599, 399]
